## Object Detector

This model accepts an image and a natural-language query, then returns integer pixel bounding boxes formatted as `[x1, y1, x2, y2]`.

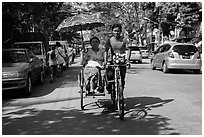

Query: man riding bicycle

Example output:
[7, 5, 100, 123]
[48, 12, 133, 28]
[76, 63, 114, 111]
[104, 23, 130, 91]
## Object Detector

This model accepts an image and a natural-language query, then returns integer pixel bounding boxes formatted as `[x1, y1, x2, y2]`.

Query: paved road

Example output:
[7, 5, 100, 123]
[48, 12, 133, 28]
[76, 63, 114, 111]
[2, 56, 202, 135]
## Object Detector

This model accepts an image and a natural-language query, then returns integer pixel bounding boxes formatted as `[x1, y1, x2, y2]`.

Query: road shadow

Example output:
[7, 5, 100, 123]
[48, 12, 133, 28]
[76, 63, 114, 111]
[2, 105, 179, 135]
[95, 96, 174, 120]
[125, 97, 174, 121]
[125, 96, 174, 110]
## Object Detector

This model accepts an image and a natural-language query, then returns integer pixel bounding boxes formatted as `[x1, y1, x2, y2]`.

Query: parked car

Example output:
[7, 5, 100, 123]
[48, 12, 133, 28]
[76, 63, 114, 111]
[139, 46, 149, 58]
[2, 48, 44, 95]
[126, 46, 142, 63]
[150, 42, 202, 73]
[13, 41, 48, 77]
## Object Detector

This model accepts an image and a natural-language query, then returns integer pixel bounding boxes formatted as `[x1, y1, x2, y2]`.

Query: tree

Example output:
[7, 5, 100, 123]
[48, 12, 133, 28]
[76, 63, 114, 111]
[2, 2, 65, 43]
[158, 2, 202, 38]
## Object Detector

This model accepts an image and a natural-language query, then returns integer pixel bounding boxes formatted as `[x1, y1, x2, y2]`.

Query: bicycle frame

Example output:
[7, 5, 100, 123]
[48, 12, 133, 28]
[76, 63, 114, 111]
[106, 63, 127, 120]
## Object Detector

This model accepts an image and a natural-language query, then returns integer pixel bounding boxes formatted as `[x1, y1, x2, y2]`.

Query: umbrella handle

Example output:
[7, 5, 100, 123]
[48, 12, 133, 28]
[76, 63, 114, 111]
[80, 24, 85, 51]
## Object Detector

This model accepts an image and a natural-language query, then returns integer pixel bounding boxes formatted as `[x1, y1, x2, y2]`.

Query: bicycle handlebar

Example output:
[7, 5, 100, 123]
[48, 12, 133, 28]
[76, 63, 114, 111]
[106, 64, 128, 67]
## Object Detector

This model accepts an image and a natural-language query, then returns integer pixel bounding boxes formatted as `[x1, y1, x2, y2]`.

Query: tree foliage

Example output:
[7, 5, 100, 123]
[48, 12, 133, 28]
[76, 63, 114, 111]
[2, 2, 64, 42]
[157, 2, 201, 36]
[2, 2, 202, 44]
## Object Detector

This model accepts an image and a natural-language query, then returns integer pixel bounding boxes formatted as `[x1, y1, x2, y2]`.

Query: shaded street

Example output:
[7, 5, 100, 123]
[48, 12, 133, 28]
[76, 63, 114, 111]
[2, 56, 202, 135]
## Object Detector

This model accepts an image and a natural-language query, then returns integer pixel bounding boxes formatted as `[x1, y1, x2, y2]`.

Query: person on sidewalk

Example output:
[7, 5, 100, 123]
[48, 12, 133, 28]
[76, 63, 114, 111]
[56, 42, 66, 75]
[47, 46, 58, 83]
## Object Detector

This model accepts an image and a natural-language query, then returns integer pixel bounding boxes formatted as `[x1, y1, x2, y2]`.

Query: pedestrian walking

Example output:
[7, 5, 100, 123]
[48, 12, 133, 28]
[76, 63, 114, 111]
[56, 42, 66, 76]
[47, 46, 58, 83]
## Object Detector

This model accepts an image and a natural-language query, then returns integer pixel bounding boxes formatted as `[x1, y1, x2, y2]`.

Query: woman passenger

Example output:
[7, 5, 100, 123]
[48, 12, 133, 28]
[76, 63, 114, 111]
[82, 36, 105, 94]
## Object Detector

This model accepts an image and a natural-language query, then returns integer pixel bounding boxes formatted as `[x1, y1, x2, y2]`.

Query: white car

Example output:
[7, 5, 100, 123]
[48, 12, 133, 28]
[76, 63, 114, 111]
[127, 46, 142, 63]
[150, 42, 201, 73]
[139, 47, 149, 58]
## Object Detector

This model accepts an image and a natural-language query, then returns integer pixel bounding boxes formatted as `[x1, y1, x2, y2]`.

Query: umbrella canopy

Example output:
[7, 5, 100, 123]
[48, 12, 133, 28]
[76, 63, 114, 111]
[56, 12, 105, 50]
[56, 12, 105, 32]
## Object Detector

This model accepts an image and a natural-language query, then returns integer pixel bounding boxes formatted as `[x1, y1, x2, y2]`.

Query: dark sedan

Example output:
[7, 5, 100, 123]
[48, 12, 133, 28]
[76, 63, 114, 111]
[2, 48, 44, 95]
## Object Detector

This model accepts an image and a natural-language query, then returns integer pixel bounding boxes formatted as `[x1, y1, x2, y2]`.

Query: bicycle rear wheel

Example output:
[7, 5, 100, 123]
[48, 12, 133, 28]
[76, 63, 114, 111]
[117, 79, 124, 120]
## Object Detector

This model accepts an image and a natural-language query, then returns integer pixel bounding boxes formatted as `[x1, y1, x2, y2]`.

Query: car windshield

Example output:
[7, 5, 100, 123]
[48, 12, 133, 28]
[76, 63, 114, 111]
[172, 45, 198, 55]
[13, 43, 42, 55]
[3, 50, 27, 63]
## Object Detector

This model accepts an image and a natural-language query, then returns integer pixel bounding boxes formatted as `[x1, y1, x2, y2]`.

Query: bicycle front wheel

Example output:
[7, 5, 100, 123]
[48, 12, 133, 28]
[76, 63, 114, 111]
[50, 67, 54, 83]
[117, 79, 124, 120]
[111, 83, 116, 109]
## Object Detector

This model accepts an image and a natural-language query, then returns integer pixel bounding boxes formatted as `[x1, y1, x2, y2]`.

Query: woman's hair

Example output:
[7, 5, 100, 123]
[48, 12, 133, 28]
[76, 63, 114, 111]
[90, 36, 100, 44]
[111, 23, 122, 31]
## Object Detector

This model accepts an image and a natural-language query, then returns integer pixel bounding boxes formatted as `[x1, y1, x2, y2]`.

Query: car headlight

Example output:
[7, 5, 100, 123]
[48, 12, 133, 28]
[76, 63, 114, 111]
[2, 72, 26, 78]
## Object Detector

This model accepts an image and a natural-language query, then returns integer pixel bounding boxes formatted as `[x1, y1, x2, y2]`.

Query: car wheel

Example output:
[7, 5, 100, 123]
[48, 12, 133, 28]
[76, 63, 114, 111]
[38, 70, 44, 85]
[163, 62, 169, 73]
[151, 61, 156, 70]
[24, 75, 32, 95]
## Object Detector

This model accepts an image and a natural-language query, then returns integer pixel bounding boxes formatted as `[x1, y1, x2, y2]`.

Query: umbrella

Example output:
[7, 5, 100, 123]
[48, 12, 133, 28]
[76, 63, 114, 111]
[56, 12, 105, 49]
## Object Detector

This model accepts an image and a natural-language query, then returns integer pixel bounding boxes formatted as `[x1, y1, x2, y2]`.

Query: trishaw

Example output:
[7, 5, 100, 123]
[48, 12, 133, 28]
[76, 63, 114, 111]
[78, 51, 130, 120]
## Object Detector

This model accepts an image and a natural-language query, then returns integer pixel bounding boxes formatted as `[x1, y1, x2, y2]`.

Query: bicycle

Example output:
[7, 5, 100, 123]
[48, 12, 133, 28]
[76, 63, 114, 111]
[106, 53, 130, 120]
[49, 64, 58, 83]
[50, 65, 54, 83]
[57, 64, 63, 78]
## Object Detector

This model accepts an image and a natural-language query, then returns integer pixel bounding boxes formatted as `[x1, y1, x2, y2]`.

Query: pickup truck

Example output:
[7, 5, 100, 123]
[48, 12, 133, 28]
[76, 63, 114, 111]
[13, 41, 48, 77]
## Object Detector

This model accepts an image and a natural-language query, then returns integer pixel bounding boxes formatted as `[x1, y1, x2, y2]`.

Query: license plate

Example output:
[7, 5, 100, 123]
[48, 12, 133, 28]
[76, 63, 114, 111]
[182, 55, 190, 59]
